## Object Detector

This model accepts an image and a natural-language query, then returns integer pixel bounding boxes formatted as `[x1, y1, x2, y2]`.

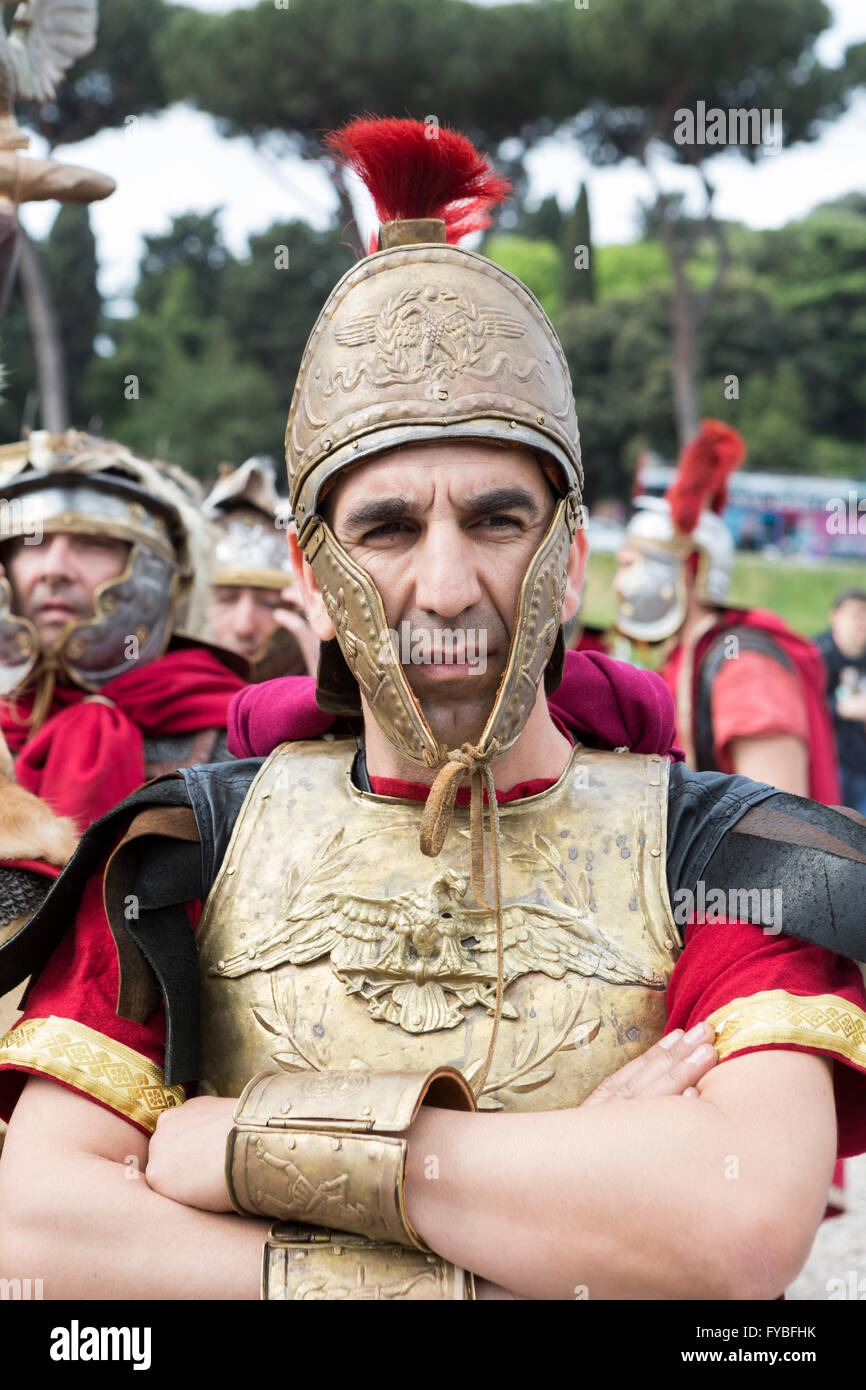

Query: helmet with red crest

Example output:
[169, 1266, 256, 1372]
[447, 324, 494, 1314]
[616, 420, 746, 643]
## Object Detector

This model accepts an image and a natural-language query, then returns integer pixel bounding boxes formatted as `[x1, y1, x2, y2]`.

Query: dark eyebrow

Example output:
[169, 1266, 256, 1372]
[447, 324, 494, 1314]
[340, 497, 415, 535]
[460, 487, 540, 518]
[340, 487, 541, 536]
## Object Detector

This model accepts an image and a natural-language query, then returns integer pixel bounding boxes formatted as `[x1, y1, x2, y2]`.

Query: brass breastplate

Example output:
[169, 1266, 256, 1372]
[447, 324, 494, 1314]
[197, 741, 680, 1110]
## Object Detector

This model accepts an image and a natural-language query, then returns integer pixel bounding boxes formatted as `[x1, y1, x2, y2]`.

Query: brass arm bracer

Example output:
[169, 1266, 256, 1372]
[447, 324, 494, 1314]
[225, 1067, 476, 1249]
[261, 1223, 476, 1301]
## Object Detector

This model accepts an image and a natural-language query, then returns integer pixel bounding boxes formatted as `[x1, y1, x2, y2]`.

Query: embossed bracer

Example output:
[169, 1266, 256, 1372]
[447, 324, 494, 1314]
[261, 1223, 475, 1301]
[225, 1067, 476, 1249]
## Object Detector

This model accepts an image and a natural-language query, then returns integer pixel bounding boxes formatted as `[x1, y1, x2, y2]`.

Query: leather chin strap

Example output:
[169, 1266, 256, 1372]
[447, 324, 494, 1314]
[419, 739, 504, 1092]
[10, 652, 61, 733]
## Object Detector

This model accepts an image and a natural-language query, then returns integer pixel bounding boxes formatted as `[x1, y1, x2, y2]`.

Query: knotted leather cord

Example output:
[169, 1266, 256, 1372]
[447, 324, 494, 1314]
[11, 654, 59, 733]
[419, 739, 505, 1096]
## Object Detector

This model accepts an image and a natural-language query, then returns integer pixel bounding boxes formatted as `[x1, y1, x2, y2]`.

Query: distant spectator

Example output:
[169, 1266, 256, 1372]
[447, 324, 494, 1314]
[816, 589, 866, 816]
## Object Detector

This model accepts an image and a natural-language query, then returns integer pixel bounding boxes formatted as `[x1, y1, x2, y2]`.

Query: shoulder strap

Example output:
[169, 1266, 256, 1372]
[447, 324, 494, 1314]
[695, 625, 794, 771]
[103, 804, 203, 1085]
[180, 757, 265, 892]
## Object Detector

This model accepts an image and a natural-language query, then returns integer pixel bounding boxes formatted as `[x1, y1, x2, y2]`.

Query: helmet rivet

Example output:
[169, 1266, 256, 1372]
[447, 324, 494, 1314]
[509, 420, 518, 430]
[352, 440, 360, 450]
[536, 414, 545, 425]
[322, 439, 332, 451]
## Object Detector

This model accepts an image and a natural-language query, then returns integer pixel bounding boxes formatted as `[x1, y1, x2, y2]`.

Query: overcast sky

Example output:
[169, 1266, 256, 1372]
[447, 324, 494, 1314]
[17, 0, 866, 304]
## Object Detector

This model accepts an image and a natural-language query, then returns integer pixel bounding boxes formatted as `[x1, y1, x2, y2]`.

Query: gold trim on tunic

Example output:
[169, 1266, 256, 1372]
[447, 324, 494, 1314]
[0, 1015, 184, 1131]
[708, 990, 866, 1069]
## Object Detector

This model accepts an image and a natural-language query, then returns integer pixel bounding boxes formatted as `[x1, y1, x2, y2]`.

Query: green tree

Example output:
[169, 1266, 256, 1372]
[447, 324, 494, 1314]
[136, 212, 230, 320]
[159, 0, 862, 442]
[43, 207, 102, 427]
[17, 0, 170, 149]
[560, 183, 595, 307]
[85, 263, 279, 475]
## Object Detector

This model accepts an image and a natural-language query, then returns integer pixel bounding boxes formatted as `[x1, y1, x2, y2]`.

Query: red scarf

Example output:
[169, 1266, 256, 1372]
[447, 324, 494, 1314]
[1, 649, 246, 830]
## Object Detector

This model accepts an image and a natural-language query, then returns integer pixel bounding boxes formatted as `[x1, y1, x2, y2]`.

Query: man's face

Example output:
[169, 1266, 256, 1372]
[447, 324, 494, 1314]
[316, 440, 571, 746]
[831, 599, 866, 659]
[209, 585, 287, 659]
[3, 531, 130, 642]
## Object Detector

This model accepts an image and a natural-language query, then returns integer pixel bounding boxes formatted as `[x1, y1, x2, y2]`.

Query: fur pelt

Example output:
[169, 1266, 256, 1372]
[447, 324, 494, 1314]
[0, 726, 78, 865]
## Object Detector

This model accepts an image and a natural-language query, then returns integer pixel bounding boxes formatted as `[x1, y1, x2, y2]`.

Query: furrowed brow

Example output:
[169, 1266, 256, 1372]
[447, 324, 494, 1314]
[339, 486, 541, 535]
[461, 487, 541, 518]
[340, 497, 415, 534]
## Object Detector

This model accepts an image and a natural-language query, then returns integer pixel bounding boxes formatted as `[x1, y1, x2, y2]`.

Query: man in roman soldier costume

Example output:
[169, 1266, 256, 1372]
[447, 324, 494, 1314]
[0, 430, 247, 832]
[0, 433, 247, 1017]
[1, 120, 866, 1301]
[614, 421, 840, 802]
[203, 454, 319, 681]
[614, 422, 851, 1214]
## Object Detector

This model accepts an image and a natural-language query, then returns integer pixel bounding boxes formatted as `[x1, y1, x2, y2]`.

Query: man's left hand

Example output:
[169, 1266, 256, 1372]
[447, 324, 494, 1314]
[146, 1096, 238, 1212]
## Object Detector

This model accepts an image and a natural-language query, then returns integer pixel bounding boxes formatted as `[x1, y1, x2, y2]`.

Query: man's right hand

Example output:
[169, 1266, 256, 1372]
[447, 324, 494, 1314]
[581, 1021, 717, 1107]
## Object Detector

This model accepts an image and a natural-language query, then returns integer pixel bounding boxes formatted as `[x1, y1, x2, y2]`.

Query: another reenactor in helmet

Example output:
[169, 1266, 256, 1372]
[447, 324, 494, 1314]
[0, 430, 247, 834]
[203, 455, 319, 681]
[614, 421, 840, 803]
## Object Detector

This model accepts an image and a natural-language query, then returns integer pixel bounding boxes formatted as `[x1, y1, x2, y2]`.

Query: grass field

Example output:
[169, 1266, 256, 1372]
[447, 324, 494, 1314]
[582, 550, 866, 639]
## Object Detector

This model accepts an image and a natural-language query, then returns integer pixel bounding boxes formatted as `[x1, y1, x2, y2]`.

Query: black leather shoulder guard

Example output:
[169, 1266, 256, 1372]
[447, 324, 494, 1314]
[667, 762, 866, 959]
[179, 757, 265, 894]
[702, 793, 866, 959]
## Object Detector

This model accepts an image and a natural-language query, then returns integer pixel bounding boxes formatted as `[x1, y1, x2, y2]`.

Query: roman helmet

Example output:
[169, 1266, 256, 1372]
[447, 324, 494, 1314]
[286, 117, 584, 824]
[203, 454, 305, 680]
[0, 429, 215, 722]
[616, 421, 745, 644]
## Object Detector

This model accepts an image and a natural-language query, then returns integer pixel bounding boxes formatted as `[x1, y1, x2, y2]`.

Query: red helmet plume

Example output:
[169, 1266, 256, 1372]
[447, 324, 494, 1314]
[325, 116, 511, 250]
[665, 420, 746, 535]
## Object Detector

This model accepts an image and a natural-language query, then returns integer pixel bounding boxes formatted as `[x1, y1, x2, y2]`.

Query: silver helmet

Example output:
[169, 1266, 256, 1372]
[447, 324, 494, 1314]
[203, 455, 294, 592]
[616, 421, 744, 644]
[203, 455, 304, 681]
[0, 430, 214, 702]
[616, 497, 735, 643]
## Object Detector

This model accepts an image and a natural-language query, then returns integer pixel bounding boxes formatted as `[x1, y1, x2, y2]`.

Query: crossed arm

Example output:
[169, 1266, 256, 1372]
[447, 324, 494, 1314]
[0, 1028, 836, 1300]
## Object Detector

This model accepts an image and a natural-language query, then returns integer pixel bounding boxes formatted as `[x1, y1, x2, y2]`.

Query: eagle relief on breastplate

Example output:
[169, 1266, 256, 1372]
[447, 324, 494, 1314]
[196, 741, 680, 1109]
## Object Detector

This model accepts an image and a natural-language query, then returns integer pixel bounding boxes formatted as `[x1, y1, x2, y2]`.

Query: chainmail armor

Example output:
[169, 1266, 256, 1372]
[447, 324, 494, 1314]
[0, 868, 50, 935]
